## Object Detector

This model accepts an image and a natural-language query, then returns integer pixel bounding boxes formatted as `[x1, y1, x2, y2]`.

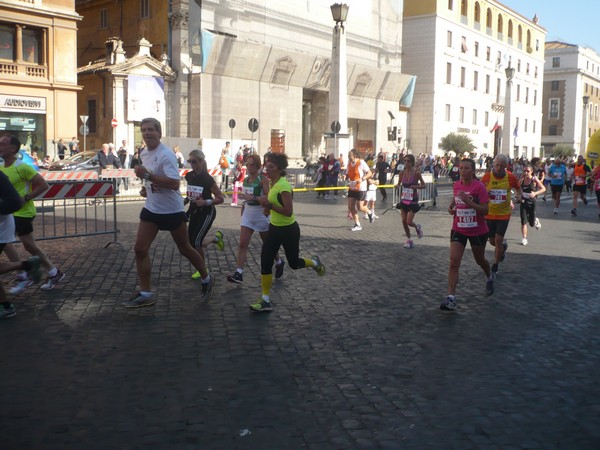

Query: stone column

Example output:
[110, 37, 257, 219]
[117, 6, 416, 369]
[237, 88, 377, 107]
[169, 0, 190, 138]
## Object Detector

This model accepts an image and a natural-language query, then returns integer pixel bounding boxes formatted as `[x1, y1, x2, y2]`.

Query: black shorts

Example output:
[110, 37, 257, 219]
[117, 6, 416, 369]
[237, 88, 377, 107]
[14, 216, 34, 236]
[347, 190, 366, 201]
[140, 207, 187, 231]
[396, 202, 421, 213]
[572, 184, 587, 194]
[550, 184, 564, 195]
[486, 219, 510, 238]
[450, 230, 488, 247]
[0, 243, 5, 254]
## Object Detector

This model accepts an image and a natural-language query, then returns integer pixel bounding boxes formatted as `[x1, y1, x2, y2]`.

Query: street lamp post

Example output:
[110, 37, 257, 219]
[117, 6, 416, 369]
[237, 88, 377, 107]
[581, 95, 590, 153]
[502, 64, 515, 157]
[328, 3, 349, 160]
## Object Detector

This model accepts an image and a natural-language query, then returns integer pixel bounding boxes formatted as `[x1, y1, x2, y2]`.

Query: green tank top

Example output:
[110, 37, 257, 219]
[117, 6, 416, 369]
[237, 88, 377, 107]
[243, 174, 263, 205]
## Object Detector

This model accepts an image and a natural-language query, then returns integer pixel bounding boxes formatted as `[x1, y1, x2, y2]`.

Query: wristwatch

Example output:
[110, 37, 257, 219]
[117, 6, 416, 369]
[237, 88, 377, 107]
[143, 172, 151, 181]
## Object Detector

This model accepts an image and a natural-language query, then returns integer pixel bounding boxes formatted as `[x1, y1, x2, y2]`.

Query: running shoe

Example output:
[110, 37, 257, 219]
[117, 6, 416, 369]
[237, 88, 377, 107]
[40, 269, 65, 291]
[403, 239, 414, 249]
[121, 292, 155, 308]
[274, 260, 285, 279]
[312, 255, 326, 276]
[0, 303, 16, 319]
[373, 214, 380, 219]
[440, 296, 456, 311]
[491, 263, 499, 278]
[571, 208, 577, 216]
[201, 274, 216, 302]
[415, 224, 424, 239]
[368, 212, 374, 223]
[521, 238, 528, 246]
[25, 256, 42, 283]
[215, 230, 224, 251]
[553, 208, 558, 214]
[485, 278, 495, 296]
[191, 271, 201, 279]
[227, 271, 244, 284]
[351, 224, 362, 231]
[8, 277, 33, 295]
[249, 298, 272, 313]
[534, 218, 542, 230]
[500, 241, 508, 262]
[583, 197, 588, 205]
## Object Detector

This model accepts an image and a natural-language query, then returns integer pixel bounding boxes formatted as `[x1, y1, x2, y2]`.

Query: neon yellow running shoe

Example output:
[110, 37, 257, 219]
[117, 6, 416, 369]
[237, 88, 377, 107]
[312, 255, 326, 276]
[191, 271, 201, 279]
[215, 230, 224, 251]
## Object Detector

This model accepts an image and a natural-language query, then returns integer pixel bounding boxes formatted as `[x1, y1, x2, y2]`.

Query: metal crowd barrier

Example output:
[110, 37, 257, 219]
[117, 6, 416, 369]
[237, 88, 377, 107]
[28, 179, 119, 247]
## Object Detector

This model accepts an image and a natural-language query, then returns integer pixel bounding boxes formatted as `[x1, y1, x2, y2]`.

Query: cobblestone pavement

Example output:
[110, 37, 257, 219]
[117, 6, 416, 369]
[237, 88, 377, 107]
[1, 190, 599, 449]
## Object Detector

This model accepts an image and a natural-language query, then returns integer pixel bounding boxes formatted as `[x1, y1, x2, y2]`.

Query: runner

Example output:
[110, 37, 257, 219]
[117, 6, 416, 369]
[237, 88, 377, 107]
[570, 155, 591, 216]
[346, 149, 373, 231]
[548, 158, 567, 214]
[249, 153, 325, 313]
[227, 153, 284, 284]
[591, 164, 600, 219]
[518, 164, 545, 245]
[395, 154, 425, 248]
[121, 118, 215, 308]
[0, 134, 65, 293]
[480, 154, 521, 277]
[442, 158, 493, 311]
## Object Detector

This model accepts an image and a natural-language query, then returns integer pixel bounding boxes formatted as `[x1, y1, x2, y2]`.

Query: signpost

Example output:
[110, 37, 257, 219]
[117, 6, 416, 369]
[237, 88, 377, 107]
[80, 115, 89, 152]
[248, 118, 259, 153]
[228, 119, 236, 145]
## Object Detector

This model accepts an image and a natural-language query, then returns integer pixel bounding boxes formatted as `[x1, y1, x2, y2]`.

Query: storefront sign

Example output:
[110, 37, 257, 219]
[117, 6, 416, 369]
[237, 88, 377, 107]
[0, 94, 46, 114]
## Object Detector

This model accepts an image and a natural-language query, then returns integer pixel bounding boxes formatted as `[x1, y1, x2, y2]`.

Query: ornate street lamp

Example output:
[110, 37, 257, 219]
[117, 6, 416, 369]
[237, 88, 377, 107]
[501, 64, 515, 156]
[582, 95, 590, 152]
[327, 3, 350, 159]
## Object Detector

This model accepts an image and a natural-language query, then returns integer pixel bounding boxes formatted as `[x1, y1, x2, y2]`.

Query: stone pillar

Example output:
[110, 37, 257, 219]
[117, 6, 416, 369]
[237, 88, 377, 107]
[327, 21, 349, 160]
[169, 0, 190, 138]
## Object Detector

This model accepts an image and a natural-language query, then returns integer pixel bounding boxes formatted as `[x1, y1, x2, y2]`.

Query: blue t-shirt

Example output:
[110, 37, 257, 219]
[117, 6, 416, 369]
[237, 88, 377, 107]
[548, 164, 567, 185]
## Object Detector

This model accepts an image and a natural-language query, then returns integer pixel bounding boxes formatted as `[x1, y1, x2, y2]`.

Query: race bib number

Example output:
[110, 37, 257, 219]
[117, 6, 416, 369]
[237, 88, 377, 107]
[187, 185, 204, 200]
[575, 176, 585, 185]
[553, 172, 562, 179]
[348, 180, 358, 190]
[244, 186, 254, 195]
[401, 188, 414, 201]
[456, 208, 477, 228]
[489, 188, 507, 204]
[521, 192, 532, 199]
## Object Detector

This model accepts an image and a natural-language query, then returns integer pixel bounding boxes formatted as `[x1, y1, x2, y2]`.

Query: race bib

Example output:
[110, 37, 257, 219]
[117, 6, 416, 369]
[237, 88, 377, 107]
[243, 186, 254, 195]
[456, 208, 477, 228]
[401, 188, 414, 201]
[575, 176, 585, 185]
[489, 188, 507, 204]
[187, 185, 204, 200]
[521, 192, 532, 199]
[348, 180, 358, 190]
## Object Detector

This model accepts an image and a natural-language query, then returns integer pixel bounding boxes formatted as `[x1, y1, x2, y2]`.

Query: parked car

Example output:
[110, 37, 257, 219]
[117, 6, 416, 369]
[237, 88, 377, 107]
[47, 151, 99, 171]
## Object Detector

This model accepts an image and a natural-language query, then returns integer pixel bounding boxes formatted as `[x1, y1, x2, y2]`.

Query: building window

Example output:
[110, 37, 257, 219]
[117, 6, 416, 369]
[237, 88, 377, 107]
[517, 59, 521, 72]
[100, 9, 107, 29]
[549, 125, 557, 136]
[533, 121, 536, 134]
[534, 90, 537, 106]
[474, 2, 481, 25]
[460, 67, 466, 88]
[516, 84, 520, 102]
[140, 0, 150, 19]
[87, 99, 97, 133]
[497, 51, 502, 66]
[446, 62, 452, 84]
[524, 119, 528, 132]
[445, 104, 451, 121]
[486, 8, 492, 29]
[525, 87, 529, 103]
[461, 36, 468, 53]
[0, 23, 45, 65]
[485, 74, 490, 94]
[448, 0, 454, 10]
[535, 66, 538, 78]
[486, 46, 491, 61]
[460, 0, 468, 18]
[526, 63, 530, 75]
[552, 57, 560, 68]
[549, 99, 559, 119]
[551, 80, 559, 91]
[460, 106, 465, 124]
[474, 41, 479, 57]
[485, 111, 489, 127]
[473, 71, 478, 90]
[447, 31, 452, 48]
[472, 109, 477, 125]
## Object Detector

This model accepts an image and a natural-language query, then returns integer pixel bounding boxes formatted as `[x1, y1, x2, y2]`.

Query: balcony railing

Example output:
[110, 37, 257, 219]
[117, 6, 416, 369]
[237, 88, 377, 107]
[0, 61, 47, 79]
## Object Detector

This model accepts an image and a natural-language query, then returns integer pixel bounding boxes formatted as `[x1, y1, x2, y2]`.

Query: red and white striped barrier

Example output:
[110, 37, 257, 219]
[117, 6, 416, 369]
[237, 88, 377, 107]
[40, 181, 114, 199]
[100, 169, 137, 178]
[41, 171, 99, 181]
[179, 169, 222, 177]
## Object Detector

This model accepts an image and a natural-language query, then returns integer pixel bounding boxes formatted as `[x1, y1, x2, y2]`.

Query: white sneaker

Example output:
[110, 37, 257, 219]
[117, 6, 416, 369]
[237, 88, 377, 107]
[403, 239, 414, 249]
[534, 218, 542, 230]
[8, 278, 33, 295]
[351, 224, 362, 231]
[373, 214, 379, 219]
[521, 238, 528, 246]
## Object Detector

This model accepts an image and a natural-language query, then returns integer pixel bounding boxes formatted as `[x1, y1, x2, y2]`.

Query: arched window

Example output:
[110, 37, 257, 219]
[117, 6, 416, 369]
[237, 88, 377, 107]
[508, 20, 513, 40]
[461, 0, 468, 17]
[526, 30, 532, 52]
[497, 15, 503, 38]
[518, 25, 523, 45]
[474, 2, 481, 24]
[486, 8, 492, 29]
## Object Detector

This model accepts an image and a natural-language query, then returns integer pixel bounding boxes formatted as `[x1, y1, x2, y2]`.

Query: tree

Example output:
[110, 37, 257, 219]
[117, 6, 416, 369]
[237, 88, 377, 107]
[546, 144, 576, 159]
[439, 133, 475, 155]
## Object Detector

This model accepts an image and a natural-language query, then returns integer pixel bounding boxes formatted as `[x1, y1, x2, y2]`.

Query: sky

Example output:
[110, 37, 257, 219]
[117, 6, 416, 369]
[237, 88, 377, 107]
[500, 0, 600, 53]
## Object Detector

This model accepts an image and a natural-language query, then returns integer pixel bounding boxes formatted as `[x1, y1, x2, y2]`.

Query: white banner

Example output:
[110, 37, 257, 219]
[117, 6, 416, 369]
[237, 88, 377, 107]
[127, 75, 165, 122]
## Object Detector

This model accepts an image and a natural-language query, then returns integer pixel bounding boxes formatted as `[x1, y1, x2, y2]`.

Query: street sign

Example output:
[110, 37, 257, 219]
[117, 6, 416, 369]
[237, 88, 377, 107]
[80, 115, 89, 124]
[228, 119, 236, 129]
[79, 125, 89, 135]
[111, 118, 118, 128]
[248, 118, 259, 132]
[331, 120, 341, 134]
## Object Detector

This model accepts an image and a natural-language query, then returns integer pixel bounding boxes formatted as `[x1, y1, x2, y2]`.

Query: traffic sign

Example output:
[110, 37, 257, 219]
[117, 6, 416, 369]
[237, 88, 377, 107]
[331, 120, 341, 134]
[111, 118, 118, 128]
[80, 115, 89, 124]
[228, 119, 236, 129]
[248, 118, 259, 133]
[79, 125, 89, 135]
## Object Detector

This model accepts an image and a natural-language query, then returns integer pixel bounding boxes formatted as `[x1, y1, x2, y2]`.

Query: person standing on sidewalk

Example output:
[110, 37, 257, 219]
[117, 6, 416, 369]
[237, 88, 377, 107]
[518, 164, 545, 245]
[395, 154, 425, 249]
[548, 158, 567, 214]
[442, 158, 493, 312]
[249, 153, 326, 313]
[480, 154, 521, 278]
[0, 171, 41, 319]
[184, 149, 225, 280]
[375, 153, 390, 201]
[0, 134, 65, 293]
[570, 155, 591, 216]
[227, 153, 284, 284]
[121, 118, 215, 308]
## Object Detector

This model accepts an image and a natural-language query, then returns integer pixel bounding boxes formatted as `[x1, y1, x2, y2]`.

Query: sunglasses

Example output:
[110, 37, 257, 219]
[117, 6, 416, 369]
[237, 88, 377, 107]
[187, 159, 198, 164]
